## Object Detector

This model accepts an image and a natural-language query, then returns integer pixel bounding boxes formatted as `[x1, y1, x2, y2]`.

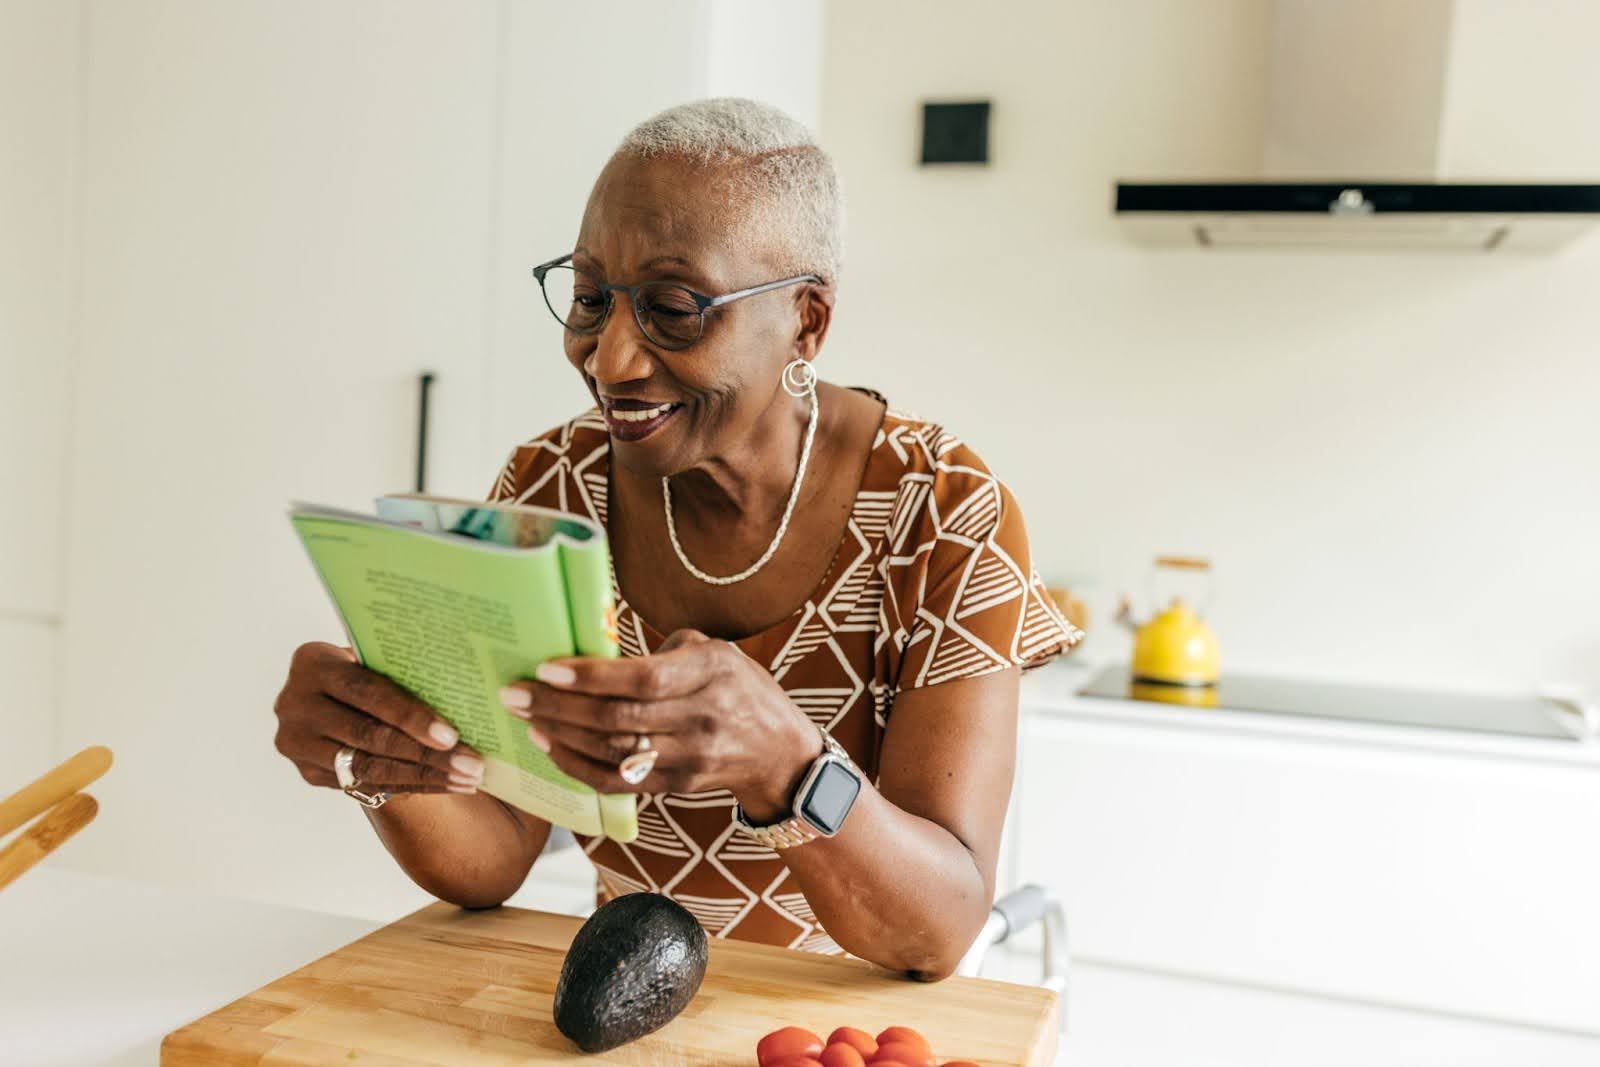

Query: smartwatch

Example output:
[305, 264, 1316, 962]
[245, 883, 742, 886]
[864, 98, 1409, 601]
[732, 727, 862, 849]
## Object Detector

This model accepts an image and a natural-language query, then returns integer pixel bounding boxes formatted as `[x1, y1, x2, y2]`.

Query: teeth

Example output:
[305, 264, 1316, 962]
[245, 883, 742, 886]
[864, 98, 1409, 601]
[610, 403, 674, 423]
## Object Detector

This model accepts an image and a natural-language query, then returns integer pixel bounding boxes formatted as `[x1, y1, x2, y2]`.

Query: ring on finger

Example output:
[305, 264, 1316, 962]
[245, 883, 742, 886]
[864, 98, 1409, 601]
[618, 736, 657, 786]
[333, 745, 389, 810]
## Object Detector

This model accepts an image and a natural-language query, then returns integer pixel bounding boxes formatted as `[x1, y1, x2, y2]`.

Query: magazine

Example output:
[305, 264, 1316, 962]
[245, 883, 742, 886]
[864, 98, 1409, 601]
[288, 494, 636, 842]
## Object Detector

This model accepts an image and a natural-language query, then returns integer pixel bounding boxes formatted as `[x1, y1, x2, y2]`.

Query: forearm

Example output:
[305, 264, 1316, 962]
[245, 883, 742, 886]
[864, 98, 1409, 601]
[362, 792, 549, 909]
[510, 637, 1013, 974]
[777, 786, 993, 980]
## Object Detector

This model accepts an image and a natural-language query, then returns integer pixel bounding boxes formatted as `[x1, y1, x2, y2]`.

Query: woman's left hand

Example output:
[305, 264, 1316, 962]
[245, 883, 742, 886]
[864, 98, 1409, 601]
[498, 629, 822, 817]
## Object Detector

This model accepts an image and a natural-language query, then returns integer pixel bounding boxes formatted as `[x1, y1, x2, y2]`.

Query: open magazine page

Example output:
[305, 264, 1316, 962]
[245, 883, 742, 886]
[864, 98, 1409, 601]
[289, 500, 636, 842]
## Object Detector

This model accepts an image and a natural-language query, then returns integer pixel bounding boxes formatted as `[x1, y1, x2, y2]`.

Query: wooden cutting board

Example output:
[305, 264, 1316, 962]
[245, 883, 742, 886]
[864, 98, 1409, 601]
[161, 900, 1058, 1066]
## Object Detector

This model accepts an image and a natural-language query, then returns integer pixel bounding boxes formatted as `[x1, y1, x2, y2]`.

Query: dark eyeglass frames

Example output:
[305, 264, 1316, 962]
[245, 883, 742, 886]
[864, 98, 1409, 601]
[531, 253, 821, 351]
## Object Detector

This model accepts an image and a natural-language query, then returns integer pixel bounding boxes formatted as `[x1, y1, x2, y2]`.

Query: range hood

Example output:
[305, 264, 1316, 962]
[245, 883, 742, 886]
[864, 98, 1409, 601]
[1116, 0, 1600, 251]
[1117, 182, 1600, 251]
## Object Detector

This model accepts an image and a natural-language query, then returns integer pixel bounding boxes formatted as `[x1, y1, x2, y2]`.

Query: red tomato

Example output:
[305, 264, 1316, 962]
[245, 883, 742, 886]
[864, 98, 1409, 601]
[869, 1062, 911, 1067]
[874, 1028, 931, 1054]
[872, 1043, 935, 1067]
[827, 1027, 879, 1058]
[820, 1043, 868, 1067]
[757, 1027, 825, 1066]
[766, 1059, 825, 1067]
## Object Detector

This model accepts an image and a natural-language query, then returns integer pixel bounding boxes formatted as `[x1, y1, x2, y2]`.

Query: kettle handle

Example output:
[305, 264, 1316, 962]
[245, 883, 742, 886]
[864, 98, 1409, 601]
[1148, 556, 1215, 614]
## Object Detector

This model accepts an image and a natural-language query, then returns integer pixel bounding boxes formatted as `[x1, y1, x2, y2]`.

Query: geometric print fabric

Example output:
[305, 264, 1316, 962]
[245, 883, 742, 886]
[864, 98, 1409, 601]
[490, 392, 1081, 952]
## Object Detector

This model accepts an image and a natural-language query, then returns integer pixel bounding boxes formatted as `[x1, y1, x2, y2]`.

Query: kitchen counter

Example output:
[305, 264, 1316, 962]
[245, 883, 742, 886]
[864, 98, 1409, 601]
[1011, 657, 1600, 1037]
[1021, 659, 1600, 767]
[0, 867, 380, 1067]
[10, 864, 1598, 1067]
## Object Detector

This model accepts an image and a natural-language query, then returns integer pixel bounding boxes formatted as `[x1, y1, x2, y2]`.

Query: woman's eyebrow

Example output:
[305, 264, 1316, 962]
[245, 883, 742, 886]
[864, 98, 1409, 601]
[640, 254, 717, 289]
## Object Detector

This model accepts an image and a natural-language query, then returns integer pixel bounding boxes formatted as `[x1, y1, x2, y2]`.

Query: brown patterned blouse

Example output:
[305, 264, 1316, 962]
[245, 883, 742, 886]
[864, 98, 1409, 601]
[489, 393, 1081, 953]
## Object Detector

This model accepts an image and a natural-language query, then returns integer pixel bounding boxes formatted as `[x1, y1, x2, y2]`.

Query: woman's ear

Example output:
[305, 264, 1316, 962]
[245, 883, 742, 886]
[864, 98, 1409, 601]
[793, 283, 835, 362]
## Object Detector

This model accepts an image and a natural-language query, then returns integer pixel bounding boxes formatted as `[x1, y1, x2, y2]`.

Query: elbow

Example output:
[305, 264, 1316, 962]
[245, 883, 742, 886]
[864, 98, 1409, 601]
[831, 925, 967, 982]
[904, 960, 960, 984]
[409, 866, 521, 911]
[443, 889, 511, 911]
[901, 940, 969, 983]
[894, 932, 973, 984]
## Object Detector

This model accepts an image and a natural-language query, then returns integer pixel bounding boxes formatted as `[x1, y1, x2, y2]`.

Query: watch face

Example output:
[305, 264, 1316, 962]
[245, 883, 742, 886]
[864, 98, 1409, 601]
[800, 759, 861, 835]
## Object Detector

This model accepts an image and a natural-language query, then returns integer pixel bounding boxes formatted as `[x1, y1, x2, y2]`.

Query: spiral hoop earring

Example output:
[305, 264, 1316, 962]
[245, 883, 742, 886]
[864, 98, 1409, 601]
[782, 358, 817, 398]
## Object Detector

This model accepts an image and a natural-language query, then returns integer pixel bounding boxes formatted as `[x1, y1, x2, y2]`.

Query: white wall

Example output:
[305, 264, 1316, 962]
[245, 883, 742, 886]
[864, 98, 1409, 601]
[0, 0, 76, 789]
[44, 0, 823, 919]
[820, 0, 1600, 694]
[483, 0, 823, 461]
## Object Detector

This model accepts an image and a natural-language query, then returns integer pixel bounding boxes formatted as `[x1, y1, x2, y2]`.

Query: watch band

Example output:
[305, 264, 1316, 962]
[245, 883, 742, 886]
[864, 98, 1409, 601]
[736, 812, 825, 851]
[732, 728, 858, 850]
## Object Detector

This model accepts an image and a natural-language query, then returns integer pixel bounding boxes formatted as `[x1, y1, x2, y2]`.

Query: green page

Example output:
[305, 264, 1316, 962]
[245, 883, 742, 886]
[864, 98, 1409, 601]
[289, 497, 636, 843]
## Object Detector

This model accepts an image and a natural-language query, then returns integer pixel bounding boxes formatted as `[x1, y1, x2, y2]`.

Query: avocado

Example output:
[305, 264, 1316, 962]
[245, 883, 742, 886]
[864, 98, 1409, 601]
[553, 893, 709, 1052]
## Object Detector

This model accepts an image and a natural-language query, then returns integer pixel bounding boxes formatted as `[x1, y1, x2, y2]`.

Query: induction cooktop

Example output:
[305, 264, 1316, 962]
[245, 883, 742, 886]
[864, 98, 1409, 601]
[1078, 666, 1576, 741]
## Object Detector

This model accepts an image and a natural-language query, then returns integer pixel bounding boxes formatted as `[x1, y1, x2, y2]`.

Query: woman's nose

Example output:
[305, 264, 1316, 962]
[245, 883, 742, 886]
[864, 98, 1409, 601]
[582, 298, 655, 385]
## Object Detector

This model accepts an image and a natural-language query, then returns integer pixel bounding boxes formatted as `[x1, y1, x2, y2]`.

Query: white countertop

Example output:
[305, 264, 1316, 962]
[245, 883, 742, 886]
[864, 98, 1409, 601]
[1021, 659, 1600, 767]
[0, 866, 380, 1067]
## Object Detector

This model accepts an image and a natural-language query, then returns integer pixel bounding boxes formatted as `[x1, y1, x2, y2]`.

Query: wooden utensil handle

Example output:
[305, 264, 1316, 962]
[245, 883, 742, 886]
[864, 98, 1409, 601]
[0, 792, 98, 891]
[0, 745, 113, 839]
[1154, 556, 1211, 571]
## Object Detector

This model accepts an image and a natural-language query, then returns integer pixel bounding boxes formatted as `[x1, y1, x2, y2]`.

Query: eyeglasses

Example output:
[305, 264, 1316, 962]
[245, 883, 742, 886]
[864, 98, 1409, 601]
[531, 253, 821, 351]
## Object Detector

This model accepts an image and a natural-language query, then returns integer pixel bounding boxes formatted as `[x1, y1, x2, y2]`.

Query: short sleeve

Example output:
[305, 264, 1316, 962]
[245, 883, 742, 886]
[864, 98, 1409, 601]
[892, 462, 1082, 694]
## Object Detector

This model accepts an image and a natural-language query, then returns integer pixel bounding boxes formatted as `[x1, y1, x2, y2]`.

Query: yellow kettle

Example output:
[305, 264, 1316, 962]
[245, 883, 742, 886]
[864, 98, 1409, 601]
[1116, 557, 1220, 687]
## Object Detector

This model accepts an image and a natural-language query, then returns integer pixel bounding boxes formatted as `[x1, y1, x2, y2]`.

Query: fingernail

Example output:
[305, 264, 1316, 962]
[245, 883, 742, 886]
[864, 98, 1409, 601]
[447, 782, 478, 794]
[450, 753, 484, 777]
[429, 721, 459, 748]
[499, 686, 532, 710]
[528, 727, 551, 753]
[535, 663, 576, 687]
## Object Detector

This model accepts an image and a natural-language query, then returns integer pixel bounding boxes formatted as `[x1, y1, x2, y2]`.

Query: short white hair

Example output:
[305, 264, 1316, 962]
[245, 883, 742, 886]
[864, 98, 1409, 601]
[615, 97, 844, 285]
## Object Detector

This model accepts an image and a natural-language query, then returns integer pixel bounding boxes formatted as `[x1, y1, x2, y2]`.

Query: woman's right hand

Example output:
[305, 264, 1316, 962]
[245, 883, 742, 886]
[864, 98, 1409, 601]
[273, 642, 485, 798]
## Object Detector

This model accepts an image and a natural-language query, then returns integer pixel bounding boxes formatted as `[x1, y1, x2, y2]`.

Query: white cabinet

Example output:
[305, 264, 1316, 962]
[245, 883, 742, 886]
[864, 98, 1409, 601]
[0, 0, 74, 618]
[1013, 666, 1600, 1037]
[53, 0, 509, 919]
[0, 620, 55, 791]
[0, 1, 73, 791]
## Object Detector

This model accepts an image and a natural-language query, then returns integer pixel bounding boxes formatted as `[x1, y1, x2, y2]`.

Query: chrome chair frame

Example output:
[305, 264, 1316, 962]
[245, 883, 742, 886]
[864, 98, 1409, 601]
[956, 884, 1070, 1028]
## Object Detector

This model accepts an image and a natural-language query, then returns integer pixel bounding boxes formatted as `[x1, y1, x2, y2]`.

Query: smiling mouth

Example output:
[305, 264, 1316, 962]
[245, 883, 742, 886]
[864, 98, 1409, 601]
[601, 399, 683, 442]
[607, 401, 677, 423]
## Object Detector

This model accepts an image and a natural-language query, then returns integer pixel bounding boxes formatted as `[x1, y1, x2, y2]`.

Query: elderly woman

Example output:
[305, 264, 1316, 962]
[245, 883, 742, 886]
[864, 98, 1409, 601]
[273, 98, 1078, 980]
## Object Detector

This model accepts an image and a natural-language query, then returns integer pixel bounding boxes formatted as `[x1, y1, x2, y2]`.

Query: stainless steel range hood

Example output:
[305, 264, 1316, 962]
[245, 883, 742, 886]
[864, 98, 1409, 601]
[1116, 1, 1600, 252]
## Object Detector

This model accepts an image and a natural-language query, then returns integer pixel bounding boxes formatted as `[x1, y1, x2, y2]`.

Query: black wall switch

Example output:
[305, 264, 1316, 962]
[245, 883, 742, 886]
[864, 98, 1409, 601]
[920, 101, 990, 164]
